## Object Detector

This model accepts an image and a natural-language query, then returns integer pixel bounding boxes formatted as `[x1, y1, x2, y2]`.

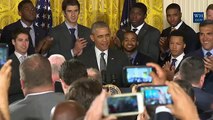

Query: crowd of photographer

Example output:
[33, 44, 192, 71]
[0, 0, 213, 120]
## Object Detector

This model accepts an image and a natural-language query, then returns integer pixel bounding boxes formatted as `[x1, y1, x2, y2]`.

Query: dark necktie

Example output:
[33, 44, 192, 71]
[132, 28, 138, 33]
[25, 27, 31, 32]
[171, 58, 177, 68]
[129, 57, 134, 65]
[100, 52, 106, 71]
[206, 52, 212, 57]
[69, 28, 76, 48]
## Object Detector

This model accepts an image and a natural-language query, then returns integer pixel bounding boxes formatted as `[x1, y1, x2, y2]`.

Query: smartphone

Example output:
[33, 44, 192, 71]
[104, 93, 144, 117]
[0, 43, 8, 68]
[123, 66, 153, 85]
[138, 85, 173, 106]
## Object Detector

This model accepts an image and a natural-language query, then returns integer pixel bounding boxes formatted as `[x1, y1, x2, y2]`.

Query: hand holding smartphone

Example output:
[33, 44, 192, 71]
[104, 93, 144, 117]
[0, 43, 8, 68]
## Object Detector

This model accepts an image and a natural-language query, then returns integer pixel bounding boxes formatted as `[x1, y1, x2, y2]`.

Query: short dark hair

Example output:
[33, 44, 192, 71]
[174, 80, 195, 101]
[65, 77, 102, 110]
[18, 0, 33, 11]
[91, 21, 109, 34]
[131, 2, 147, 15]
[59, 59, 87, 85]
[166, 3, 181, 12]
[179, 56, 205, 84]
[169, 30, 186, 43]
[12, 28, 30, 40]
[206, 4, 213, 11]
[199, 19, 213, 28]
[62, 0, 80, 11]
[19, 54, 52, 89]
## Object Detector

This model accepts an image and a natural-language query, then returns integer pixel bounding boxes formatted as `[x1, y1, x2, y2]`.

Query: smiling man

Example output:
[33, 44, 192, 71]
[117, 2, 160, 62]
[49, 0, 93, 60]
[78, 21, 129, 87]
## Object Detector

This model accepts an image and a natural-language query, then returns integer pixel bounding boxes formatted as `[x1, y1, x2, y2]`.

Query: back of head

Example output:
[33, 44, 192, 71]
[131, 2, 147, 15]
[179, 56, 205, 84]
[174, 80, 195, 101]
[166, 3, 181, 12]
[91, 21, 109, 34]
[48, 54, 65, 75]
[19, 54, 52, 89]
[18, 0, 33, 11]
[59, 59, 87, 85]
[65, 77, 102, 110]
[51, 100, 85, 120]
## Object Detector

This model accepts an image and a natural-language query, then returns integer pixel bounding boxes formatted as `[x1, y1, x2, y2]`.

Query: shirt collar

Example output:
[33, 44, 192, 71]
[173, 21, 183, 30]
[202, 48, 213, 57]
[20, 20, 34, 29]
[171, 52, 185, 61]
[129, 50, 138, 59]
[131, 22, 144, 31]
[14, 51, 27, 59]
[65, 21, 78, 30]
[94, 46, 108, 56]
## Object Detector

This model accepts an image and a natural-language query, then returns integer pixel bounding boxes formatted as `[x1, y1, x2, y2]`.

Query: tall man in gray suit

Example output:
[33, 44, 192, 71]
[9, 54, 64, 120]
[117, 2, 160, 62]
[78, 21, 130, 87]
[49, 0, 93, 60]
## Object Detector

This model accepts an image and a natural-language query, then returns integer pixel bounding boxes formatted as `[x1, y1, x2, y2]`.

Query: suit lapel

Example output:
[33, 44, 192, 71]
[61, 22, 72, 48]
[107, 49, 116, 71]
[91, 47, 99, 69]
[138, 23, 148, 43]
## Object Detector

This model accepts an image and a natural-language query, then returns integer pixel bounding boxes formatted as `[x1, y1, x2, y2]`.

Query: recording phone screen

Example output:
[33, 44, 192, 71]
[0, 44, 8, 68]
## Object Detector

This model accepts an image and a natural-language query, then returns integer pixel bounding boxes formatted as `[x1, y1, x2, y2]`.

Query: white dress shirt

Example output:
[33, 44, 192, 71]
[94, 47, 108, 71]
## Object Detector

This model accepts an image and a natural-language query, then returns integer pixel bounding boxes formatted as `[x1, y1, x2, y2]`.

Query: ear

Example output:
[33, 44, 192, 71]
[183, 43, 186, 49]
[90, 34, 95, 42]
[12, 39, 15, 46]
[200, 74, 206, 87]
[60, 79, 68, 94]
[18, 10, 22, 16]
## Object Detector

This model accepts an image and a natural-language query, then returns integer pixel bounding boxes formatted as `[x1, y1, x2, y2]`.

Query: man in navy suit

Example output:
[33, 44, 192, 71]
[122, 30, 154, 65]
[117, 2, 160, 62]
[8, 28, 30, 104]
[49, 0, 93, 60]
[78, 21, 129, 87]
[160, 3, 199, 58]
[186, 20, 213, 94]
[0, 0, 47, 55]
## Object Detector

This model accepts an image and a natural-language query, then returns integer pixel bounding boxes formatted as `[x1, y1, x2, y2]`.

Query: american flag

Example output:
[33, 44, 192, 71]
[35, 0, 52, 29]
[120, 0, 136, 29]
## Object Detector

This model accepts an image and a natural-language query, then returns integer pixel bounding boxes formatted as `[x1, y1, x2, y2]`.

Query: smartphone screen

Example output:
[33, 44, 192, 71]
[0, 43, 8, 68]
[124, 66, 152, 85]
[139, 86, 173, 106]
[104, 93, 144, 117]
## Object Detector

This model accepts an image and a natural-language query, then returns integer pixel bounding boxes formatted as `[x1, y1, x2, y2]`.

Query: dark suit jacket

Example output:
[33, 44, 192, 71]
[9, 92, 64, 120]
[117, 23, 160, 62]
[133, 51, 155, 65]
[49, 22, 93, 60]
[161, 22, 199, 54]
[0, 20, 47, 55]
[77, 47, 130, 87]
[8, 53, 24, 104]
[186, 49, 213, 94]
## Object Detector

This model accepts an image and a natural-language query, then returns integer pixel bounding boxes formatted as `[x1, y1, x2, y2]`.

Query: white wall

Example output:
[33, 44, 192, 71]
[163, 0, 213, 32]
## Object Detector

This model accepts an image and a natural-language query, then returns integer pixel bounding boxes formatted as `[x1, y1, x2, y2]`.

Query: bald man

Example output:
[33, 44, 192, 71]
[48, 54, 66, 93]
[51, 100, 86, 120]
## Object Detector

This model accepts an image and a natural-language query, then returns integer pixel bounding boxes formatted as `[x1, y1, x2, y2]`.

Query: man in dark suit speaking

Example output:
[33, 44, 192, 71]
[78, 21, 129, 87]
[49, 0, 93, 60]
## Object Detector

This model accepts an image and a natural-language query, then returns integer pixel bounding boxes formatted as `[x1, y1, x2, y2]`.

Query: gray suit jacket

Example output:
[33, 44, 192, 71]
[77, 47, 130, 87]
[48, 22, 93, 60]
[117, 23, 160, 62]
[10, 92, 64, 120]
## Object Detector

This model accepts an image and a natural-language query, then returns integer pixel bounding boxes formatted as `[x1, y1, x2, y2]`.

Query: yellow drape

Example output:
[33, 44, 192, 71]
[0, 0, 162, 34]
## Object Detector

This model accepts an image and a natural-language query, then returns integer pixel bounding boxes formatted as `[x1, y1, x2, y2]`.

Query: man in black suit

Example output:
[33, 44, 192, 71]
[117, 2, 160, 62]
[178, 56, 213, 120]
[78, 21, 130, 87]
[8, 28, 30, 104]
[0, 0, 47, 55]
[49, 0, 93, 60]
[186, 20, 213, 94]
[160, 3, 199, 57]
[122, 30, 154, 65]
[161, 30, 186, 80]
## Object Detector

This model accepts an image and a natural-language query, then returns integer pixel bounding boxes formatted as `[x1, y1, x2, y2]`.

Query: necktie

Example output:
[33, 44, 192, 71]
[170, 27, 176, 33]
[69, 28, 76, 48]
[206, 52, 212, 57]
[25, 27, 35, 47]
[25, 27, 31, 32]
[19, 55, 27, 63]
[100, 52, 106, 71]
[171, 58, 177, 68]
[132, 28, 138, 33]
[129, 57, 134, 65]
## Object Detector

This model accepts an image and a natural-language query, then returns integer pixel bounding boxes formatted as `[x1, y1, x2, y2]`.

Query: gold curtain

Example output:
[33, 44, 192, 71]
[0, 0, 162, 34]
